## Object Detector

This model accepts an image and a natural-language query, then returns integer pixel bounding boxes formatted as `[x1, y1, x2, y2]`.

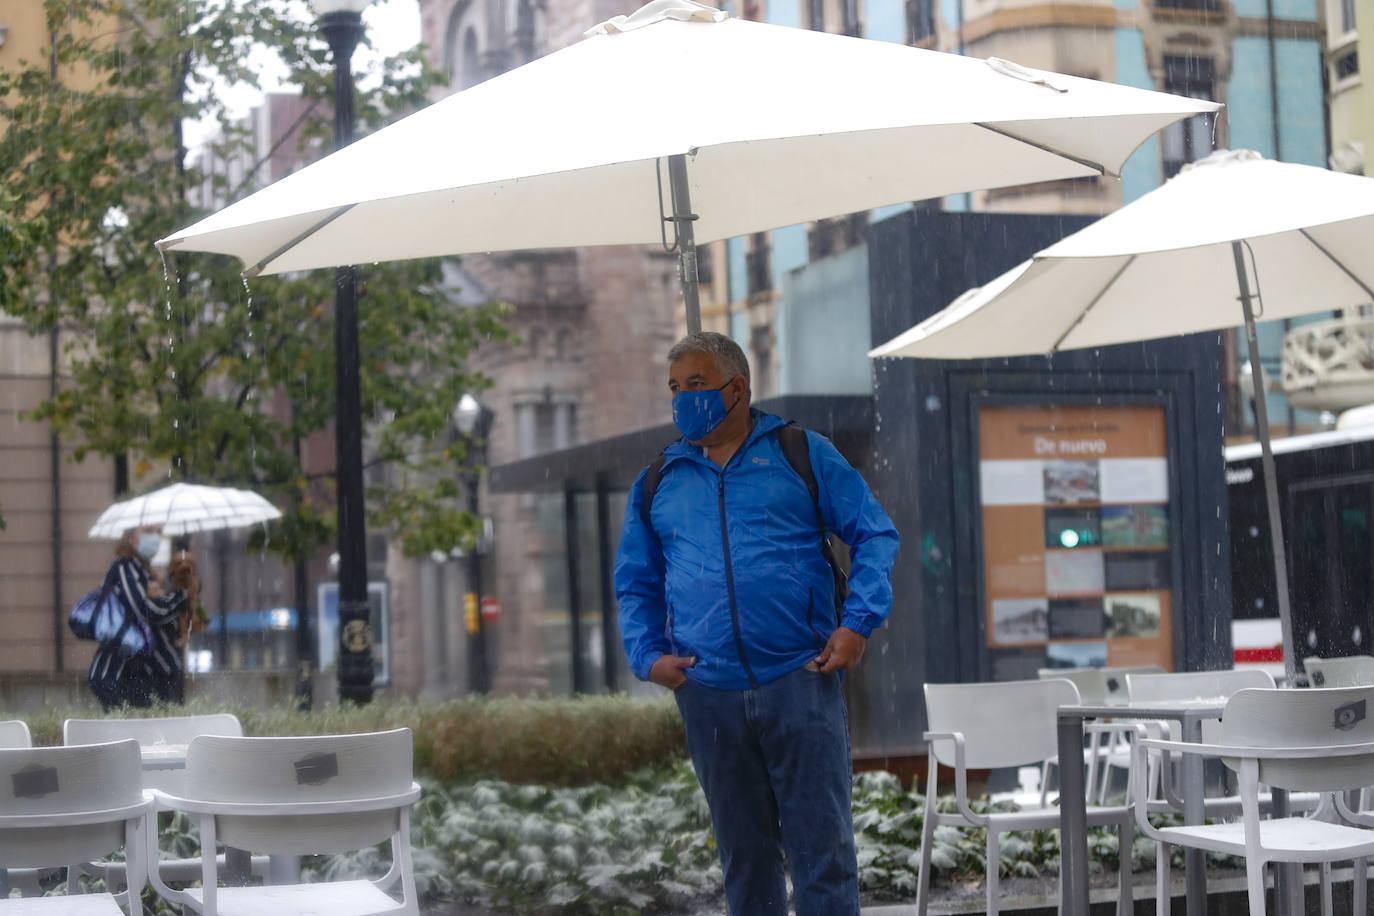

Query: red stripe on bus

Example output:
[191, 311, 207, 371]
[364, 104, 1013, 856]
[1234, 647, 1283, 662]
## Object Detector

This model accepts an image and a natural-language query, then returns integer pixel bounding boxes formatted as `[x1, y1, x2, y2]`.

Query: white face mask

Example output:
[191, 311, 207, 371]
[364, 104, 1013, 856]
[136, 533, 162, 560]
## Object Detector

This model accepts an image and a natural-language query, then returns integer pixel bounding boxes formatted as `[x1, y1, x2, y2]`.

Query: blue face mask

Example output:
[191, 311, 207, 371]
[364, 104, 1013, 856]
[673, 376, 740, 442]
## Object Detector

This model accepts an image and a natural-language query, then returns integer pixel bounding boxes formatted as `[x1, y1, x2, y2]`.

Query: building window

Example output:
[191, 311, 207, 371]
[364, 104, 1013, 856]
[1336, 50, 1359, 79]
[1342, 0, 1356, 33]
[908, 0, 935, 41]
[1161, 56, 1216, 178]
[1155, 0, 1221, 12]
[746, 232, 772, 295]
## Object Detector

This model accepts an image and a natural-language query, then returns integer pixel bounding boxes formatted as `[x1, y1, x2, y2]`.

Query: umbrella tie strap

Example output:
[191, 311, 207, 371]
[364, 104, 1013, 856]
[656, 157, 698, 253]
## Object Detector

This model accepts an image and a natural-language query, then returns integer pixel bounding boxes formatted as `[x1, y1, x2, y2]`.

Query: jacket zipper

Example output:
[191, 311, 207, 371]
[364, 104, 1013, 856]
[718, 472, 759, 689]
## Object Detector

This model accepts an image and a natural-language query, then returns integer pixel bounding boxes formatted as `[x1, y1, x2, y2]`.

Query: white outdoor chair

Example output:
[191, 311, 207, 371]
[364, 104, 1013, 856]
[0, 739, 151, 915]
[65, 713, 265, 887]
[1303, 654, 1374, 688]
[1125, 668, 1285, 816]
[147, 728, 421, 916]
[63, 714, 242, 794]
[1131, 685, 1374, 916]
[1037, 665, 1166, 805]
[918, 679, 1135, 916]
[0, 721, 31, 749]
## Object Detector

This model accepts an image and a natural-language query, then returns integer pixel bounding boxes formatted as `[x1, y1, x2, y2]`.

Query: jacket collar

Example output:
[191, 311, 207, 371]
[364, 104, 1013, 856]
[662, 409, 785, 467]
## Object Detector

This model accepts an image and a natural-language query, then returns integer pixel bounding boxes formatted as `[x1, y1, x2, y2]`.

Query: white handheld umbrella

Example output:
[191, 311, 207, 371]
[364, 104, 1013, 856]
[157, 0, 1218, 331]
[869, 149, 1374, 683]
[89, 482, 283, 538]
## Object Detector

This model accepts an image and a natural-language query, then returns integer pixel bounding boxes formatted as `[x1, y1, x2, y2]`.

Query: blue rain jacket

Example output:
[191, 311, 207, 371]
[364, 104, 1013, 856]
[615, 411, 899, 690]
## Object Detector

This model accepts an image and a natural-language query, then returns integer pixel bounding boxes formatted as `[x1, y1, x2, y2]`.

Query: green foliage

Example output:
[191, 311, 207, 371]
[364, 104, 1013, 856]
[0, 0, 513, 563]
[21, 693, 688, 786]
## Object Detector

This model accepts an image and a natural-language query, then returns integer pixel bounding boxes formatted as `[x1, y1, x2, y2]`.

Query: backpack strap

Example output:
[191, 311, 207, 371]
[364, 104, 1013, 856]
[778, 424, 849, 622]
[639, 453, 668, 532]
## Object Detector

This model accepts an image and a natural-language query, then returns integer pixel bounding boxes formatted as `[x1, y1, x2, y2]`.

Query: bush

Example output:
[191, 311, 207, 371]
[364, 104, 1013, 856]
[20, 693, 687, 786]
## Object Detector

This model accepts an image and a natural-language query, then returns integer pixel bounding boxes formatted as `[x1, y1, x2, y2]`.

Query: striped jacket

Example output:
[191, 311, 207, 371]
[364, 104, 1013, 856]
[87, 556, 188, 689]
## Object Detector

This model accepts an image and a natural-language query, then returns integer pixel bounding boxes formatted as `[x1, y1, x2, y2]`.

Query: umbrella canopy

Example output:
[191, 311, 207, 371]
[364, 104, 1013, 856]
[89, 483, 282, 538]
[870, 150, 1374, 359]
[869, 149, 1374, 684]
[158, 0, 1217, 329]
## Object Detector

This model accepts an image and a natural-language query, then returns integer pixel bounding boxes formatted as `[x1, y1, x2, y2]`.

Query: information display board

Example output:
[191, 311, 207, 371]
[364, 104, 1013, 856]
[979, 405, 1172, 678]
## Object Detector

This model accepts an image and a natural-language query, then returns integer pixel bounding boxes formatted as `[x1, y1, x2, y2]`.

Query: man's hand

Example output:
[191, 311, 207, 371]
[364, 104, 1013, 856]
[811, 626, 867, 674]
[648, 654, 697, 690]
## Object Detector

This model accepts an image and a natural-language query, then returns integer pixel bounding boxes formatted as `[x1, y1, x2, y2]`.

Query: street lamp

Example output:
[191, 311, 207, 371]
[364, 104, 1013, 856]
[454, 393, 494, 694]
[315, 0, 374, 704]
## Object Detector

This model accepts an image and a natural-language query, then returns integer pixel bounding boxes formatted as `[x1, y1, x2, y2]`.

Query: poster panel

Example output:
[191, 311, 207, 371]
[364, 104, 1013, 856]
[979, 405, 1172, 677]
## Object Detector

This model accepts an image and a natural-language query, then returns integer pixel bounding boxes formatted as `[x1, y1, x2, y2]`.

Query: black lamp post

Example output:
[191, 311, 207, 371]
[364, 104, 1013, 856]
[454, 393, 494, 694]
[316, 0, 374, 704]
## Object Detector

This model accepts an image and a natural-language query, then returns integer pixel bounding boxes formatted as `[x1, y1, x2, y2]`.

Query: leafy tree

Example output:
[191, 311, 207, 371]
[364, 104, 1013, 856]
[0, 0, 510, 559]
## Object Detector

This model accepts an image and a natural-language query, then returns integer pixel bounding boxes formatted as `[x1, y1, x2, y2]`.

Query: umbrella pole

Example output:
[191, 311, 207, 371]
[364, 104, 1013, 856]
[667, 154, 702, 334]
[1231, 240, 1298, 685]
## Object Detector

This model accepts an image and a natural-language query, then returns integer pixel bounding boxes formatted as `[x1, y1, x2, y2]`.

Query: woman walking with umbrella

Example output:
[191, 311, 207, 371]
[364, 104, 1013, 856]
[88, 525, 199, 710]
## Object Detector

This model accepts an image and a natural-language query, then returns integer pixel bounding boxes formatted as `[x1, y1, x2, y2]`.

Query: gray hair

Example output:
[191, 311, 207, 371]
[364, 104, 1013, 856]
[667, 331, 751, 389]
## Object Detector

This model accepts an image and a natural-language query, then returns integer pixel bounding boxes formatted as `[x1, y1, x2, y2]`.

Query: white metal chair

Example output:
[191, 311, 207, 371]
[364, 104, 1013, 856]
[64, 713, 264, 887]
[1303, 654, 1374, 688]
[63, 714, 242, 794]
[1126, 668, 1303, 819]
[1037, 665, 1166, 805]
[0, 739, 151, 915]
[1131, 686, 1374, 916]
[147, 728, 421, 916]
[0, 722, 31, 750]
[918, 679, 1135, 916]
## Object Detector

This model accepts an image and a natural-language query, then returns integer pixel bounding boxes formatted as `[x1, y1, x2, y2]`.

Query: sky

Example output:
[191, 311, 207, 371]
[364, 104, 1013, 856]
[187, 0, 422, 149]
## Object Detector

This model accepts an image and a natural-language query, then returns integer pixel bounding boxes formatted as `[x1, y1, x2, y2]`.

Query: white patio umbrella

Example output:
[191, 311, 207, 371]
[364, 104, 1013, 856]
[89, 482, 283, 538]
[869, 149, 1374, 683]
[157, 0, 1218, 332]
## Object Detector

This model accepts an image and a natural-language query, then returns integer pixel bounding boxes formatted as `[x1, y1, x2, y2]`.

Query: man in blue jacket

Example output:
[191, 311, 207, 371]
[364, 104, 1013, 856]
[615, 331, 899, 916]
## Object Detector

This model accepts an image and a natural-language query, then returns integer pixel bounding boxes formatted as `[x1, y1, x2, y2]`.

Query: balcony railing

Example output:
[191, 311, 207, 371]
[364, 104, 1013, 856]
[1282, 315, 1374, 412]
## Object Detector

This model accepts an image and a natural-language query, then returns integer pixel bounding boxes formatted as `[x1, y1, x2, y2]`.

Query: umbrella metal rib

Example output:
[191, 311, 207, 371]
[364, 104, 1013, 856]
[975, 124, 1111, 176]
[1048, 255, 1136, 354]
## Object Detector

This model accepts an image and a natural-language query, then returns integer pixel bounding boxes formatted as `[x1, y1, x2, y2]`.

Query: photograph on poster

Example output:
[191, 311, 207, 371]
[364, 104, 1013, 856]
[1101, 505, 1169, 547]
[1044, 460, 1100, 504]
[1104, 551, 1172, 590]
[1099, 457, 1169, 503]
[980, 460, 1046, 506]
[1049, 597, 1107, 639]
[1045, 640, 1108, 669]
[991, 597, 1050, 644]
[1045, 507, 1102, 549]
[1106, 593, 1163, 638]
[1045, 549, 1106, 595]
[991, 647, 1048, 681]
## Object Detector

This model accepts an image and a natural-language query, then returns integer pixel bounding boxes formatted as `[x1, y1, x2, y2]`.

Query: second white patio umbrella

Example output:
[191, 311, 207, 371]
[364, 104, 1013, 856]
[157, 0, 1218, 332]
[869, 149, 1374, 683]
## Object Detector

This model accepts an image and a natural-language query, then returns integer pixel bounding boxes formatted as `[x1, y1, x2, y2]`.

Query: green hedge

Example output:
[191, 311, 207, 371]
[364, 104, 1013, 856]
[20, 694, 688, 786]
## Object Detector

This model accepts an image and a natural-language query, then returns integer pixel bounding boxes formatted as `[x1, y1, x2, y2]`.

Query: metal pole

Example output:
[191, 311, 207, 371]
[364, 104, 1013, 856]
[565, 484, 585, 693]
[49, 324, 63, 673]
[466, 465, 489, 693]
[595, 473, 617, 692]
[1232, 240, 1297, 685]
[667, 154, 702, 334]
[323, 9, 374, 704]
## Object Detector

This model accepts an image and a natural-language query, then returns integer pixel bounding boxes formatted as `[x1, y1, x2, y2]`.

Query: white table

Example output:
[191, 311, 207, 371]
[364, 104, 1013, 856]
[1058, 700, 1225, 916]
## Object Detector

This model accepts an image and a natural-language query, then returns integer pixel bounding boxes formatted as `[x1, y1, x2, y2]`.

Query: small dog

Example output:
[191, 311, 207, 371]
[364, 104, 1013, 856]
[167, 551, 204, 647]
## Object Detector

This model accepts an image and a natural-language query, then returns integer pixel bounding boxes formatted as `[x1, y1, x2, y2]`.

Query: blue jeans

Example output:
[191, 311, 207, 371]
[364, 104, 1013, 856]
[675, 665, 859, 916]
